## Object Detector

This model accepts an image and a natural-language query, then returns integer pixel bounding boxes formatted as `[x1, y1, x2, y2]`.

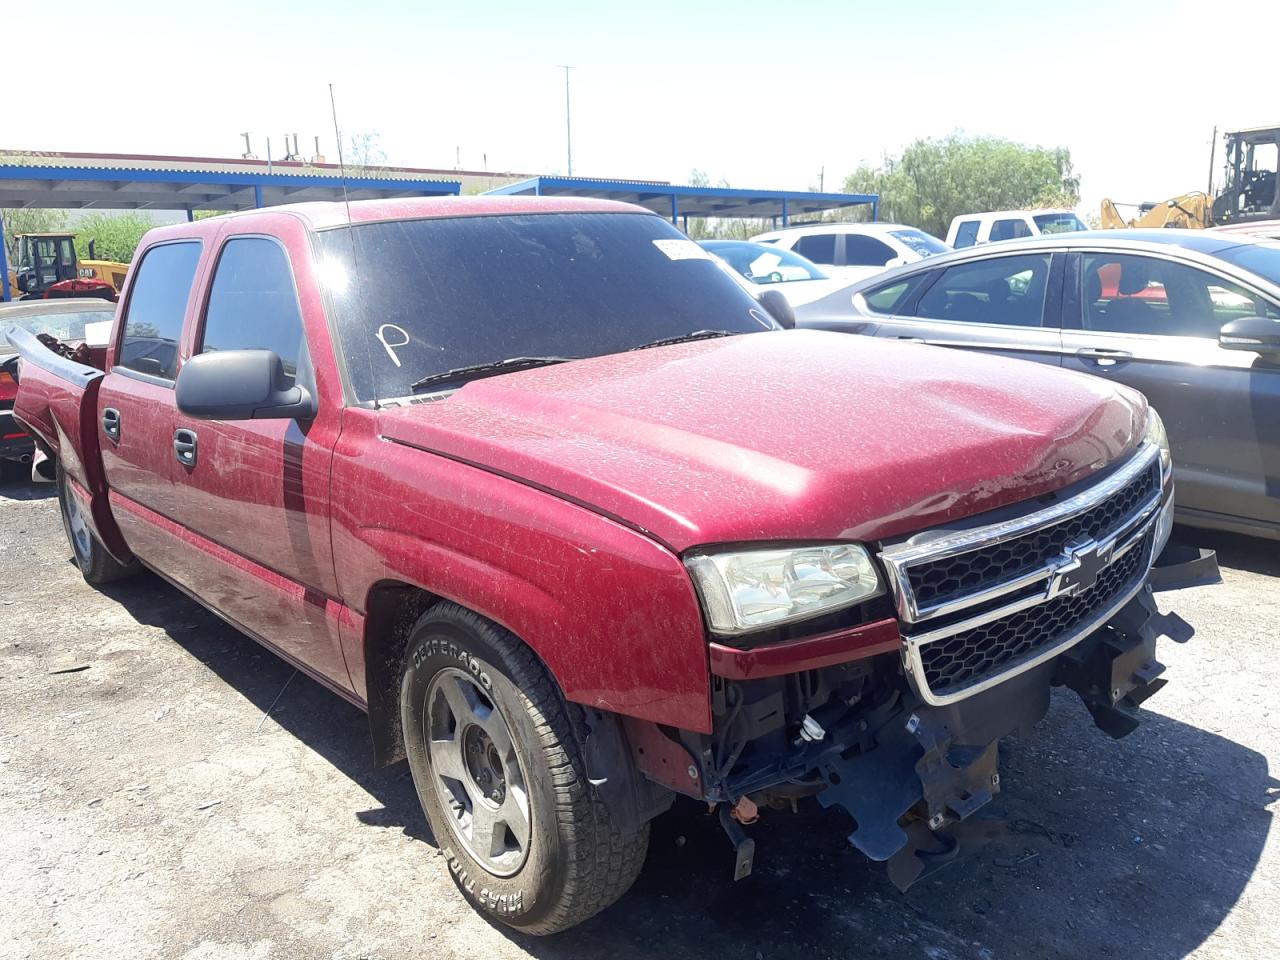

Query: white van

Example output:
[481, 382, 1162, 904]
[945, 209, 1086, 248]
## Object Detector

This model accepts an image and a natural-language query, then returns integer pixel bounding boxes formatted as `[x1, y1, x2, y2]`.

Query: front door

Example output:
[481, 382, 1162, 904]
[1061, 251, 1280, 536]
[169, 231, 350, 690]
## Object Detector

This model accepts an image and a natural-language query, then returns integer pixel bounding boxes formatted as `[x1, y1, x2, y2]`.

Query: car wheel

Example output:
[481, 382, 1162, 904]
[56, 466, 137, 585]
[400, 603, 649, 934]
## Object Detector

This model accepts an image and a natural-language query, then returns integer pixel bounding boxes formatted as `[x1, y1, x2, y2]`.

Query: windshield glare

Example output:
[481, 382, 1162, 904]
[1216, 242, 1280, 287]
[317, 213, 776, 401]
[1033, 212, 1086, 234]
[702, 241, 828, 283]
[888, 229, 949, 257]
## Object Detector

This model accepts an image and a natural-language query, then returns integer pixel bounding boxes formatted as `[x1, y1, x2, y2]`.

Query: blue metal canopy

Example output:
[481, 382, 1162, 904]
[486, 176, 878, 227]
[1, 152, 462, 300]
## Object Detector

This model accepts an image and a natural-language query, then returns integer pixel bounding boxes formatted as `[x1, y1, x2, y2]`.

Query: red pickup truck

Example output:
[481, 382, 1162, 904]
[8, 197, 1195, 934]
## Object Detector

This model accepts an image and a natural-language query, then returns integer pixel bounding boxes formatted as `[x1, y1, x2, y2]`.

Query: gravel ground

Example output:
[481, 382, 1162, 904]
[0, 470, 1276, 960]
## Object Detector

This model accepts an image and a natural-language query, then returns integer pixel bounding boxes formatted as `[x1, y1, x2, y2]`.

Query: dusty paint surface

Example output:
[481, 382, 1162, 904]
[1, 474, 1276, 960]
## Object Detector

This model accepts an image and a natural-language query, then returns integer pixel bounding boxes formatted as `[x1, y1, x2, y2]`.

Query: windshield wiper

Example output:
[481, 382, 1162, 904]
[410, 355, 579, 391]
[628, 329, 739, 351]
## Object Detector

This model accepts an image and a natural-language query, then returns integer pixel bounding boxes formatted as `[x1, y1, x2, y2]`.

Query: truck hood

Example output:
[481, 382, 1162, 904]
[376, 330, 1144, 552]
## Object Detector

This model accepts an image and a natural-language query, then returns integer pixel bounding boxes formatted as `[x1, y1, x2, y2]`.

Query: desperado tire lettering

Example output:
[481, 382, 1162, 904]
[414, 638, 493, 690]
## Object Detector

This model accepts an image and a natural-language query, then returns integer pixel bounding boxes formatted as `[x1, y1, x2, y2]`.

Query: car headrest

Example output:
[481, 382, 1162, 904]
[1118, 261, 1151, 296]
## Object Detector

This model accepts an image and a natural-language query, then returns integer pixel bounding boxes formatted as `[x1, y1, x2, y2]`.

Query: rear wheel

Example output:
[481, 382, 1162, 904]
[56, 466, 137, 585]
[400, 603, 649, 934]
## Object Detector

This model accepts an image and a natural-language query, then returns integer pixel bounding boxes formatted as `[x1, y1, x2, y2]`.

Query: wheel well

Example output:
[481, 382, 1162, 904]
[363, 580, 439, 768]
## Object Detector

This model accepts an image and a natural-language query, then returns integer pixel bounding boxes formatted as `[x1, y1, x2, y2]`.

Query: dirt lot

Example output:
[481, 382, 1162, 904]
[0, 471, 1276, 960]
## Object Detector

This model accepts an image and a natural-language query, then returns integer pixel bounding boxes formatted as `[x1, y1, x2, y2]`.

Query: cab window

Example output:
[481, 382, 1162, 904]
[913, 254, 1051, 326]
[199, 238, 305, 385]
[118, 241, 203, 382]
[953, 221, 980, 248]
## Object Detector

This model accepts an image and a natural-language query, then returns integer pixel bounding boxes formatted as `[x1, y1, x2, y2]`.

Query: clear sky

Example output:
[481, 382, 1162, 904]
[13, 0, 1279, 219]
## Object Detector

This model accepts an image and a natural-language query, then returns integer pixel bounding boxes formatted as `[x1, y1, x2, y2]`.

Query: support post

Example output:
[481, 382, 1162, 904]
[871, 198, 879, 222]
[186, 209, 195, 223]
[0, 210, 10, 302]
[254, 185, 265, 208]
[781, 198, 789, 227]
[671, 194, 679, 226]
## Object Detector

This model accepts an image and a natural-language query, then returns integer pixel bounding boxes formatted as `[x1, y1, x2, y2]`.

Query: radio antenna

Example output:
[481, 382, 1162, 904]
[329, 83, 355, 226]
[328, 83, 377, 403]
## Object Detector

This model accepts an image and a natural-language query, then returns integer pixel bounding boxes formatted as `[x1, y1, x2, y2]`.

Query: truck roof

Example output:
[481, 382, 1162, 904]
[146, 196, 651, 240]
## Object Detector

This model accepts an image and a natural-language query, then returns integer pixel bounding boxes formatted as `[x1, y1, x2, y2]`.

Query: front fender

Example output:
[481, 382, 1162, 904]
[331, 421, 713, 734]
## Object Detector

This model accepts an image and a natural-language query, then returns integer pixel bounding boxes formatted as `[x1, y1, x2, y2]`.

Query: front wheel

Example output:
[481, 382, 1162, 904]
[57, 466, 137, 585]
[400, 603, 649, 934]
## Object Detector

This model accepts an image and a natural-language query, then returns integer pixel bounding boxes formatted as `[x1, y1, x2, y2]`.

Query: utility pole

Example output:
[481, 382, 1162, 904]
[559, 65, 573, 176]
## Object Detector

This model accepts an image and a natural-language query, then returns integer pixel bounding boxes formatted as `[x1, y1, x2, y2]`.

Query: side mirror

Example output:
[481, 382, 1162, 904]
[176, 349, 316, 421]
[756, 288, 796, 329]
[1219, 316, 1280, 359]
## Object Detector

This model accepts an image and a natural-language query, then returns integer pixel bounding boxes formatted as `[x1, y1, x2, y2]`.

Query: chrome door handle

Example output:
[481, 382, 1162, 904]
[891, 336, 926, 343]
[174, 428, 198, 467]
[1076, 347, 1132, 359]
[102, 408, 121, 441]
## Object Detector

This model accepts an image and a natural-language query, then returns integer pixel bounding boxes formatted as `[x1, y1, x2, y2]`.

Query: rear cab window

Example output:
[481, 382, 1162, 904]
[117, 242, 203, 382]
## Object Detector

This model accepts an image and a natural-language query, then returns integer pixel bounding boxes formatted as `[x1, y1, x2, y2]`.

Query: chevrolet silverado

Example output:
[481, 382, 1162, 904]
[7, 196, 1194, 933]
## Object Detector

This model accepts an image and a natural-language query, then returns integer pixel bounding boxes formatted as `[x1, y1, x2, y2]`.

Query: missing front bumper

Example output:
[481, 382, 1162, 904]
[816, 588, 1192, 891]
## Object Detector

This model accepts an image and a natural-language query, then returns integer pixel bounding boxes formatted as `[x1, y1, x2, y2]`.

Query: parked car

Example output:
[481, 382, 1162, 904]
[699, 239, 854, 308]
[797, 229, 1280, 541]
[0, 298, 114, 469]
[8, 199, 1196, 934]
[749, 223, 949, 282]
[946, 209, 1087, 248]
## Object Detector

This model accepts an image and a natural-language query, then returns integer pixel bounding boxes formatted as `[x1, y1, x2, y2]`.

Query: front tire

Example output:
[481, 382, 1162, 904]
[56, 466, 136, 585]
[400, 603, 649, 934]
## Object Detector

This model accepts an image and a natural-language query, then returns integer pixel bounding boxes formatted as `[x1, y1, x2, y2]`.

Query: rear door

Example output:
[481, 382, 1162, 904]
[861, 251, 1066, 366]
[1061, 250, 1280, 534]
[97, 240, 204, 563]
[168, 226, 350, 690]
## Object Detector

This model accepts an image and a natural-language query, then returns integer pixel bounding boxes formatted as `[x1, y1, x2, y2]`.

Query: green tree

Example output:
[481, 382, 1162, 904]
[1, 209, 69, 261]
[71, 212, 155, 263]
[843, 133, 1081, 238]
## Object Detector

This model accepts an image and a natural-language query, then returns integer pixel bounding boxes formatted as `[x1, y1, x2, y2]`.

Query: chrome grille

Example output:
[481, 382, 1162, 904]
[918, 532, 1151, 694]
[907, 466, 1157, 611]
[880, 444, 1165, 706]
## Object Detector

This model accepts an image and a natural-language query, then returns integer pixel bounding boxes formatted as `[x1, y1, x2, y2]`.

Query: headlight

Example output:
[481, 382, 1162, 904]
[685, 544, 883, 635]
[1144, 406, 1172, 481]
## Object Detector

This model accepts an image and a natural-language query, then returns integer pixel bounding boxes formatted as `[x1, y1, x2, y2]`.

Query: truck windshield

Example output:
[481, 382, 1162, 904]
[314, 212, 776, 402]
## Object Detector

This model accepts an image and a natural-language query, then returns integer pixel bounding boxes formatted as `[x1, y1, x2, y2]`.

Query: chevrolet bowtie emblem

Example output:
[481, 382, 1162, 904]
[1048, 539, 1116, 598]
